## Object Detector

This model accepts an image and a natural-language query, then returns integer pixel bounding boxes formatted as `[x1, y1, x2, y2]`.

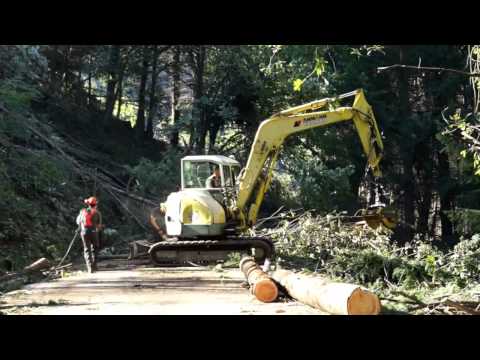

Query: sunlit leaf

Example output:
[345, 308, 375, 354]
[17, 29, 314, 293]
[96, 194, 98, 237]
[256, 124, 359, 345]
[293, 79, 304, 92]
[314, 57, 326, 77]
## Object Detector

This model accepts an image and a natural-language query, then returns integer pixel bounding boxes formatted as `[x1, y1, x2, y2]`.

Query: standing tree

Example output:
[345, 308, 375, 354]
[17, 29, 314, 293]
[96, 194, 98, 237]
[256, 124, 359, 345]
[104, 45, 121, 123]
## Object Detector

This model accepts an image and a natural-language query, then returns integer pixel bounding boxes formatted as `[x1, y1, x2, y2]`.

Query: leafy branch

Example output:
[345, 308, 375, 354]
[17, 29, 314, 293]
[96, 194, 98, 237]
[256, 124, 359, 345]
[293, 56, 328, 92]
[377, 64, 480, 77]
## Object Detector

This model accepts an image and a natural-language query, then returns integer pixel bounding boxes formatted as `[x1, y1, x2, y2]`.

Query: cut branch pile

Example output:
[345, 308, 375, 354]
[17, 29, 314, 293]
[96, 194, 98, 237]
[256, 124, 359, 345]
[249, 208, 480, 315]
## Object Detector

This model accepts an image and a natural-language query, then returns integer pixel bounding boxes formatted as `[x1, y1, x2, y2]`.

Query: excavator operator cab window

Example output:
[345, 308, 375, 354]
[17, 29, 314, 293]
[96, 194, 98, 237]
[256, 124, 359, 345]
[182, 160, 224, 189]
[231, 165, 241, 186]
[223, 166, 233, 187]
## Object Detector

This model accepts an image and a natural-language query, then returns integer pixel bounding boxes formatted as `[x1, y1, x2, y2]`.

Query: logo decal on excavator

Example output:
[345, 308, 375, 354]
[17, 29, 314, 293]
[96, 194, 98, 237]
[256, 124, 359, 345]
[303, 115, 328, 127]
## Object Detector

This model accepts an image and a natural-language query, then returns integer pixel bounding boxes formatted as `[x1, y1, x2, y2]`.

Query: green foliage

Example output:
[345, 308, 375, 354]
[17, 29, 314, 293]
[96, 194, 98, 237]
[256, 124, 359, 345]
[273, 213, 480, 291]
[445, 235, 480, 282]
[0, 80, 40, 113]
[293, 79, 304, 92]
[127, 152, 182, 199]
[291, 161, 356, 213]
[9, 152, 67, 197]
[223, 252, 241, 268]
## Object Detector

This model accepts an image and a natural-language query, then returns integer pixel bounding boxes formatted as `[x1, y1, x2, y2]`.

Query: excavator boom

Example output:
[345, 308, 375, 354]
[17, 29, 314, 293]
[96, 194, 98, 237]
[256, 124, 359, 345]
[235, 89, 384, 228]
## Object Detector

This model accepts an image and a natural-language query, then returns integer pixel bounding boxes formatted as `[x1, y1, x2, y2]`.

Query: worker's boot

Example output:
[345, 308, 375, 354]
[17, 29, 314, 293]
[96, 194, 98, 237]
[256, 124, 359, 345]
[92, 242, 99, 272]
[84, 252, 93, 273]
[85, 256, 94, 274]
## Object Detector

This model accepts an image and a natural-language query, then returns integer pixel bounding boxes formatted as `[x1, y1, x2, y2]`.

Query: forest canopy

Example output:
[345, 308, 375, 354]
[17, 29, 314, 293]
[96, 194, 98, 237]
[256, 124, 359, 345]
[1, 44, 480, 252]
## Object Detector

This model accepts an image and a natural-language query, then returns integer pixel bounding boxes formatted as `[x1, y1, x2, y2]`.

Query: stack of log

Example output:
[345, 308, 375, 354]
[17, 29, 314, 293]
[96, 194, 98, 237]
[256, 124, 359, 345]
[239, 256, 381, 315]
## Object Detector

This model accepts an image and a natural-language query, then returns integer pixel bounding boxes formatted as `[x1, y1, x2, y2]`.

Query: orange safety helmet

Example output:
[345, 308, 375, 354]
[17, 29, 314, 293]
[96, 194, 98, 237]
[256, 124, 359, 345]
[84, 196, 98, 207]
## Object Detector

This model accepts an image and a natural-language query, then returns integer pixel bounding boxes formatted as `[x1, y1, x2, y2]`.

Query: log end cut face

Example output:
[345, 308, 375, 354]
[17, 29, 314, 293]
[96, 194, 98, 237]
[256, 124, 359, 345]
[253, 279, 279, 303]
[347, 288, 381, 315]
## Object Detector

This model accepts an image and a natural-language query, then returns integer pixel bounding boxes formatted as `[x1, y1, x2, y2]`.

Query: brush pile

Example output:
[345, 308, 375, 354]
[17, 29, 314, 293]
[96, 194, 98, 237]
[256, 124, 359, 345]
[249, 210, 480, 315]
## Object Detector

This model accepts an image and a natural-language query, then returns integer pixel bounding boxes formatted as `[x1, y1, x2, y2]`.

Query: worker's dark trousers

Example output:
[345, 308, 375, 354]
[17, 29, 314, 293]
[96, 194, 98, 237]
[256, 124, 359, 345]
[81, 230, 99, 273]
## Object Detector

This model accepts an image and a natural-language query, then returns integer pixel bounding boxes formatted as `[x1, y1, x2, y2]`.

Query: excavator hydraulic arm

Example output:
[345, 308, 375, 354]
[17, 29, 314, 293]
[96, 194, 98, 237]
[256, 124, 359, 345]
[234, 89, 385, 229]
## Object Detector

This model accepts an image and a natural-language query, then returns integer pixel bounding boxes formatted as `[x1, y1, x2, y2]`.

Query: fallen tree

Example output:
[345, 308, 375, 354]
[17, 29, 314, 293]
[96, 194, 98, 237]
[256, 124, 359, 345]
[272, 269, 381, 315]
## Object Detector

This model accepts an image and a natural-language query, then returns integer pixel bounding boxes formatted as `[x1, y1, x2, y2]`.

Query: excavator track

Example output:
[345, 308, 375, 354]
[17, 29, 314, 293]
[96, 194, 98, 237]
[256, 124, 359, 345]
[148, 237, 274, 266]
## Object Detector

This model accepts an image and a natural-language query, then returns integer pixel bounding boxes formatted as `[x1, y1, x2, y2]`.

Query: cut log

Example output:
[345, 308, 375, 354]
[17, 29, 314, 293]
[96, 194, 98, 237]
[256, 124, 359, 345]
[0, 258, 51, 283]
[240, 257, 278, 303]
[24, 258, 51, 272]
[271, 270, 381, 315]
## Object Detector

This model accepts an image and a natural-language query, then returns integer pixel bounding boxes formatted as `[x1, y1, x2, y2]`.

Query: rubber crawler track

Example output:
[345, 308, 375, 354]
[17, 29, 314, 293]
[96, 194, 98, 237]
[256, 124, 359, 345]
[148, 237, 275, 266]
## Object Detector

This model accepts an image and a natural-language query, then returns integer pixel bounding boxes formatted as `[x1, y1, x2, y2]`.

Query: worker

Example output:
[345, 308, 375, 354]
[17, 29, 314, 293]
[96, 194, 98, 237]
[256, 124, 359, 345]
[76, 196, 103, 273]
[205, 166, 221, 188]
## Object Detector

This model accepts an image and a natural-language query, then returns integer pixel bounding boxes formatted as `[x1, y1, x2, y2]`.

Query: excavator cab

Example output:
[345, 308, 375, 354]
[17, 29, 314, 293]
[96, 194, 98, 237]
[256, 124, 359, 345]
[181, 156, 241, 208]
[181, 156, 241, 191]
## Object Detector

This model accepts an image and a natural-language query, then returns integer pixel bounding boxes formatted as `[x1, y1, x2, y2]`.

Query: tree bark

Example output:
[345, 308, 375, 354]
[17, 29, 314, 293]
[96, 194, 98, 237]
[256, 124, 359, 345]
[87, 53, 93, 105]
[116, 75, 123, 119]
[135, 46, 150, 141]
[146, 45, 159, 140]
[397, 46, 416, 242]
[414, 140, 433, 237]
[114, 64, 125, 119]
[208, 119, 221, 153]
[438, 151, 456, 245]
[190, 46, 207, 154]
[170, 47, 181, 147]
[104, 45, 121, 123]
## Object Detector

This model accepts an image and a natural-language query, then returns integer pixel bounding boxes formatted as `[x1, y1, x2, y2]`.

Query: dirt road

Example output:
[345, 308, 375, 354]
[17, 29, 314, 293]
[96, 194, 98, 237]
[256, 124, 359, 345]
[0, 260, 324, 315]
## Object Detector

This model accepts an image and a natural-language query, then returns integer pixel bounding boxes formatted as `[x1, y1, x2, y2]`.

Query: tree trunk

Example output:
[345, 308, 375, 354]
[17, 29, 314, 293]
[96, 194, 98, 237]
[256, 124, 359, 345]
[191, 46, 207, 154]
[415, 140, 433, 237]
[115, 65, 125, 119]
[146, 45, 159, 140]
[438, 151, 456, 246]
[208, 120, 221, 153]
[397, 46, 416, 242]
[402, 163, 416, 243]
[116, 76, 123, 119]
[104, 45, 121, 123]
[135, 47, 150, 141]
[170, 47, 181, 147]
[87, 54, 92, 106]
[63, 46, 71, 93]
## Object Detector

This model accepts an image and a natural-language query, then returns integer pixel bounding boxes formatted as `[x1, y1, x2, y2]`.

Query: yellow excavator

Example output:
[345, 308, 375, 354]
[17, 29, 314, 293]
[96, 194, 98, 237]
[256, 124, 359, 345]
[134, 89, 395, 266]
